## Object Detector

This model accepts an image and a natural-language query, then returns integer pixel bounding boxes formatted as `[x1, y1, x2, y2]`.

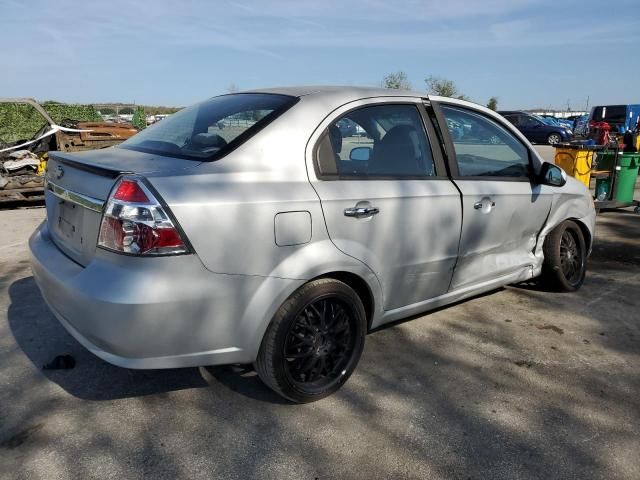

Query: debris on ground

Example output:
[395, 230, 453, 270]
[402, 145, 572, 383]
[535, 324, 564, 334]
[514, 360, 534, 368]
[42, 355, 75, 370]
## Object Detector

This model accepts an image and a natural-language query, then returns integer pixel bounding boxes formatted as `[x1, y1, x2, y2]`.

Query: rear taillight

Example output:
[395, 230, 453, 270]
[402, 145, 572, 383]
[98, 177, 189, 256]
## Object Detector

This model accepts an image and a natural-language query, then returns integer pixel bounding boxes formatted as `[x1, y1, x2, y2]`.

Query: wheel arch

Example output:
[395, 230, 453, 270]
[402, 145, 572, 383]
[243, 265, 381, 362]
[569, 217, 593, 252]
[313, 271, 375, 330]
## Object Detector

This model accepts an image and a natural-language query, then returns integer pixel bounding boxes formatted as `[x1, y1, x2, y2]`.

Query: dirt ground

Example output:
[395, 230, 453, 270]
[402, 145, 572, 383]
[0, 204, 639, 480]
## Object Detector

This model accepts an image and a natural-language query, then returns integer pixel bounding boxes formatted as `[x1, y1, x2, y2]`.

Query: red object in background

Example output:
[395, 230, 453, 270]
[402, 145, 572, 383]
[589, 121, 611, 145]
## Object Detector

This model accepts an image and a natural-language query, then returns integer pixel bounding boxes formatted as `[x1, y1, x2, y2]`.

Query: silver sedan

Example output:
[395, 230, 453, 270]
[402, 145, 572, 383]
[30, 87, 595, 402]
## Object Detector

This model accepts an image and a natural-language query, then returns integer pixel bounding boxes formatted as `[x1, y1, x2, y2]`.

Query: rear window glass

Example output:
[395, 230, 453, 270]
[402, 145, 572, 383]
[120, 93, 297, 160]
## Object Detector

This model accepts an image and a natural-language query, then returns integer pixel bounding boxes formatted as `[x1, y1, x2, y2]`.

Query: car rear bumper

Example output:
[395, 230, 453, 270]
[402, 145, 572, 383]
[29, 221, 301, 369]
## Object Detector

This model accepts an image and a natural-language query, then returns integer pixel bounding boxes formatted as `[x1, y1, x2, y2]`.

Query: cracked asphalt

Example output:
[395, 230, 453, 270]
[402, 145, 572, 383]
[1, 203, 639, 480]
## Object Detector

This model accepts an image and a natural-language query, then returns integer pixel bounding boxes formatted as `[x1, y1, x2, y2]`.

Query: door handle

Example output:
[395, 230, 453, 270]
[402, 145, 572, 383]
[474, 200, 496, 210]
[344, 206, 380, 218]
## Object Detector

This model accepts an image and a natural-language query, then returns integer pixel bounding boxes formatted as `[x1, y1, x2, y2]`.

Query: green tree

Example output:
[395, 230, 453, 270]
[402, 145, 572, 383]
[382, 71, 411, 90]
[486, 96, 499, 111]
[132, 106, 146, 130]
[424, 75, 467, 100]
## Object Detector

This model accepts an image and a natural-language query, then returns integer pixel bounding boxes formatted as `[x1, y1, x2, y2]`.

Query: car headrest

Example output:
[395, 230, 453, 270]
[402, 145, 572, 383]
[328, 124, 342, 154]
[191, 133, 228, 149]
[369, 125, 421, 176]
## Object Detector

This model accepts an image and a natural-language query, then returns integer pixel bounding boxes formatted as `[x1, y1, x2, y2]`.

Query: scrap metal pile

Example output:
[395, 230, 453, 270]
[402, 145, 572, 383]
[0, 150, 45, 194]
[0, 98, 137, 204]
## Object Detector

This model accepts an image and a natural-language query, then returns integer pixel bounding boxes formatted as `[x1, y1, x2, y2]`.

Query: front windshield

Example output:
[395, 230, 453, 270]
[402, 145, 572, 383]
[120, 93, 297, 160]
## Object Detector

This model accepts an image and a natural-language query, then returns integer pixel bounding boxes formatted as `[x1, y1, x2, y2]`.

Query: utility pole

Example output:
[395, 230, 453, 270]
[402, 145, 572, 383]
[585, 96, 590, 113]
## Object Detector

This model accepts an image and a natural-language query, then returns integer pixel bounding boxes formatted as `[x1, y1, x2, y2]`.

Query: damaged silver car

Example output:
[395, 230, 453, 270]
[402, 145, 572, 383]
[30, 87, 595, 402]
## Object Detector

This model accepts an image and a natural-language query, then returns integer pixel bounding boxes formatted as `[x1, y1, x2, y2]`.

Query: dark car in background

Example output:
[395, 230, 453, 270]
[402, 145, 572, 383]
[498, 111, 573, 145]
[337, 118, 358, 137]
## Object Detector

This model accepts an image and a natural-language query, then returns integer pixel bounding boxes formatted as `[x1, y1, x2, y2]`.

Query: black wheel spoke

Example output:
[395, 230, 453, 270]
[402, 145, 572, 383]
[326, 302, 338, 329]
[286, 348, 313, 359]
[291, 331, 313, 343]
[559, 228, 583, 285]
[283, 296, 357, 386]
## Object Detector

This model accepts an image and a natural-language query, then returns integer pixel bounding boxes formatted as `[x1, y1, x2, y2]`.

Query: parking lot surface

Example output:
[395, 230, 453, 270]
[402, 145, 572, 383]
[1, 206, 639, 480]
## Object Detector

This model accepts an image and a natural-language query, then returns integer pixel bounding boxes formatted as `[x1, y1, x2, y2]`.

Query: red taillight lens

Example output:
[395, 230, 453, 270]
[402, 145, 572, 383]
[98, 177, 189, 256]
[113, 179, 149, 203]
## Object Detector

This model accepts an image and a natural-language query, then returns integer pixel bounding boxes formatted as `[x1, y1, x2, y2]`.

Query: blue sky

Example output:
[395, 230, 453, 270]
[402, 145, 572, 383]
[2, 0, 639, 109]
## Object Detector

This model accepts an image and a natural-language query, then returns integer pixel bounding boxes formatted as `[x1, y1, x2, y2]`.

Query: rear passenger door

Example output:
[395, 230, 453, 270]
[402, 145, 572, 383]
[433, 103, 553, 291]
[308, 100, 462, 311]
[518, 114, 545, 143]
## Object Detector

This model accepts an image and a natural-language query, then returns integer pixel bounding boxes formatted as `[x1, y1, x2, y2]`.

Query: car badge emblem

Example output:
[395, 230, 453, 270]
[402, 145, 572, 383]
[55, 165, 64, 180]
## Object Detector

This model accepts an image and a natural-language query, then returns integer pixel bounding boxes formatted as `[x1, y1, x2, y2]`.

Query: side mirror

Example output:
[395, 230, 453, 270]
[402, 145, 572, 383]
[538, 162, 567, 187]
[349, 146, 371, 161]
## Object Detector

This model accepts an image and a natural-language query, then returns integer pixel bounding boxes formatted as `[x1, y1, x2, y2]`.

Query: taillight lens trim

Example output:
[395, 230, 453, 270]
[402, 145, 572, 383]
[97, 175, 192, 256]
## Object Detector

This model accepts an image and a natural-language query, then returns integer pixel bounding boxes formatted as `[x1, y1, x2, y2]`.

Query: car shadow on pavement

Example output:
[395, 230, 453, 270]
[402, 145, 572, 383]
[8, 276, 212, 401]
[8, 275, 291, 403]
[204, 365, 291, 404]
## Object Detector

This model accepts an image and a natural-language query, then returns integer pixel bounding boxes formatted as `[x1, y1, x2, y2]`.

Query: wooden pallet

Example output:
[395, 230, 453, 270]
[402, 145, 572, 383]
[0, 186, 45, 203]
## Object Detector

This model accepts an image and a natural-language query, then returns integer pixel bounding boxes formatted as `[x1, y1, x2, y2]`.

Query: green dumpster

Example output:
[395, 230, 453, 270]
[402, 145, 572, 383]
[616, 153, 640, 202]
[595, 153, 640, 203]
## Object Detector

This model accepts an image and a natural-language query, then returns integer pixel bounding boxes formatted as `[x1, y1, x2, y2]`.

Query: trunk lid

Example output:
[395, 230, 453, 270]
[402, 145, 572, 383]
[45, 148, 199, 266]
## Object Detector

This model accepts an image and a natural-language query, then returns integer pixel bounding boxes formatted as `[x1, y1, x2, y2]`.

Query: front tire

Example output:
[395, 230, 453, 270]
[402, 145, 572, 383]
[547, 133, 562, 145]
[541, 220, 587, 291]
[255, 279, 366, 403]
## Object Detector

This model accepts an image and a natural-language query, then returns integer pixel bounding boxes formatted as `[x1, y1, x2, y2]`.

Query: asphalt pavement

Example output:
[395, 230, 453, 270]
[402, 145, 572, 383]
[0, 205, 639, 480]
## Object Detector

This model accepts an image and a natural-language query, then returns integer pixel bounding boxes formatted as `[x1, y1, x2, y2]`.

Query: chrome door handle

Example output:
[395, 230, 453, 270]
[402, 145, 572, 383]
[474, 200, 496, 210]
[344, 206, 380, 218]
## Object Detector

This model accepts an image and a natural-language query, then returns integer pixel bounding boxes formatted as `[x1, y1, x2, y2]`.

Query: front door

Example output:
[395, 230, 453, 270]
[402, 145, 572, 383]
[309, 101, 462, 310]
[436, 103, 553, 290]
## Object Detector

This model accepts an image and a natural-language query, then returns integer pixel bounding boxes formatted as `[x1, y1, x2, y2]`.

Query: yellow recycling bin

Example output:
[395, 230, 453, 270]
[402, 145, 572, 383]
[554, 145, 598, 188]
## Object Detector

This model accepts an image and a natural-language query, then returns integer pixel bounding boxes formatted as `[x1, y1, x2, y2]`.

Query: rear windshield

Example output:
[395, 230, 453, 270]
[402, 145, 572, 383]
[120, 93, 297, 160]
[592, 105, 626, 124]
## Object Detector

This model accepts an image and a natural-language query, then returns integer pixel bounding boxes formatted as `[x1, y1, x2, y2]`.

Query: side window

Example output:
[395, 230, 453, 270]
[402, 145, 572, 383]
[441, 106, 530, 178]
[519, 115, 540, 127]
[503, 114, 519, 126]
[316, 104, 436, 178]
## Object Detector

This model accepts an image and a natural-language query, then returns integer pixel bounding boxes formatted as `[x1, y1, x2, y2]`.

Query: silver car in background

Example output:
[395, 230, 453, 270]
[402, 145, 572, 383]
[30, 87, 595, 402]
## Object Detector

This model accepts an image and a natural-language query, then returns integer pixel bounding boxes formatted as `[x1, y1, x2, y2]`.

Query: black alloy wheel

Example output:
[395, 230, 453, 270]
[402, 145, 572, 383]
[283, 298, 356, 388]
[559, 229, 583, 286]
[541, 220, 587, 292]
[255, 278, 366, 403]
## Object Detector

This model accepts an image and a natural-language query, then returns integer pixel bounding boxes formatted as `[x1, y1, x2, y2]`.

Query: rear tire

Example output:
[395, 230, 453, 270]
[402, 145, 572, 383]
[255, 279, 366, 403]
[541, 220, 587, 292]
